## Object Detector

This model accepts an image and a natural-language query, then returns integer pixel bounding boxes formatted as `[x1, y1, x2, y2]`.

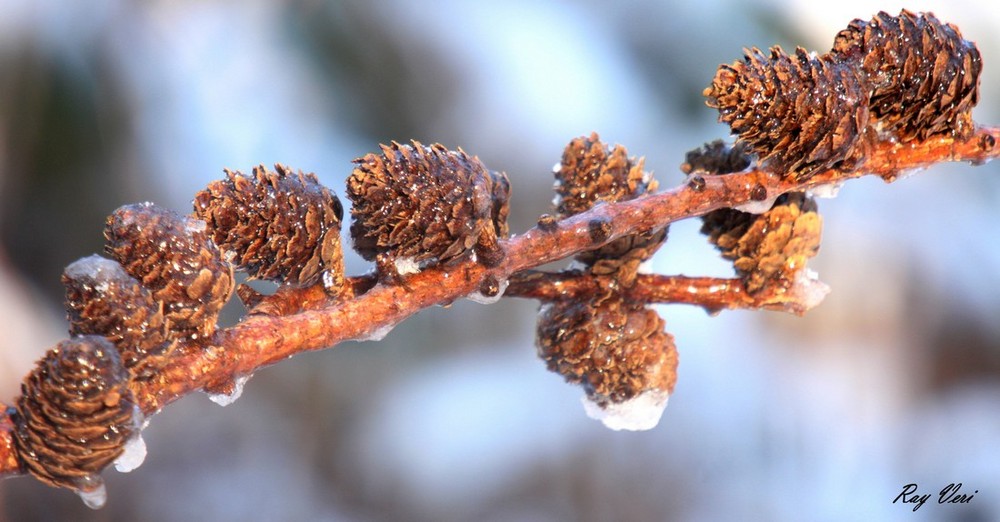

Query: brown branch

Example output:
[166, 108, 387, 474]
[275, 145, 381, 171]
[505, 271, 825, 316]
[1, 125, 997, 479]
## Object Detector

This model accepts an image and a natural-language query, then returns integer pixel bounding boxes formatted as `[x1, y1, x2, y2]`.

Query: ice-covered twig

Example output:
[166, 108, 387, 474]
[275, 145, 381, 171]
[0, 124, 997, 479]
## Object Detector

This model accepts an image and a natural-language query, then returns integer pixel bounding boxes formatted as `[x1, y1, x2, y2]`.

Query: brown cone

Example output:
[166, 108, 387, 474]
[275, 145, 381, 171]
[105, 203, 234, 339]
[347, 141, 510, 271]
[701, 192, 822, 293]
[680, 140, 752, 175]
[193, 164, 345, 289]
[10, 336, 138, 491]
[536, 294, 678, 406]
[62, 255, 169, 372]
[555, 133, 667, 285]
[831, 10, 981, 141]
[704, 46, 870, 181]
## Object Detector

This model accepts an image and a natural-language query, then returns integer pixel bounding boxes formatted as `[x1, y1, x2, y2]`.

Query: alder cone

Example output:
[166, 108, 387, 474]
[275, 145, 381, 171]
[705, 46, 870, 181]
[347, 141, 510, 269]
[701, 192, 822, 293]
[555, 133, 667, 284]
[536, 296, 678, 406]
[105, 203, 234, 339]
[10, 336, 137, 491]
[680, 140, 752, 175]
[62, 255, 169, 371]
[831, 10, 981, 141]
[193, 164, 345, 288]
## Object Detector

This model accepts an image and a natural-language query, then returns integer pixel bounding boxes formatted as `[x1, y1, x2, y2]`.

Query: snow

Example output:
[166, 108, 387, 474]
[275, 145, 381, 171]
[581, 389, 671, 431]
[207, 375, 250, 406]
[74, 475, 107, 509]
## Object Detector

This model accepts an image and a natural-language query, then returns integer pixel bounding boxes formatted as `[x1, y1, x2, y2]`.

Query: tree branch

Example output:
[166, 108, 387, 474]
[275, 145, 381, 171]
[1, 125, 997, 479]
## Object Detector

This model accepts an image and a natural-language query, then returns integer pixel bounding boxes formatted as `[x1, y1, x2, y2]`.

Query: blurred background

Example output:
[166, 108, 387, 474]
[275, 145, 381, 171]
[1, 0, 998, 520]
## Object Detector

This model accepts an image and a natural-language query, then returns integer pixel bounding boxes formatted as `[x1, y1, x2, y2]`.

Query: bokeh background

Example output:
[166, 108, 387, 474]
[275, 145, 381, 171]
[1, 1, 999, 521]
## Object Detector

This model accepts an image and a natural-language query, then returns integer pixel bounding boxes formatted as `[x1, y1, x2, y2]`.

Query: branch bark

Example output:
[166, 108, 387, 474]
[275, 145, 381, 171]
[1, 125, 997, 478]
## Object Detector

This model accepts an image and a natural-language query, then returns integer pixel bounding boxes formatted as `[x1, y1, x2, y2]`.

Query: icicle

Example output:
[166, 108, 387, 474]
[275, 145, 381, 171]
[74, 475, 107, 509]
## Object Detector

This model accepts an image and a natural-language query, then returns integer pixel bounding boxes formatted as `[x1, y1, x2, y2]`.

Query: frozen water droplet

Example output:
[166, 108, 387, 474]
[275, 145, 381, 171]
[207, 375, 250, 407]
[357, 322, 396, 342]
[466, 278, 508, 305]
[74, 475, 107, 509]
[64, 255, 117, 281]
[393, 257, 421, 276]
[114, 434, 147, 473]
[734, 195, 777, 214]
[807, 182, 844, 199]
[789, 269, 830, 311]
[581, 389, 671, 431]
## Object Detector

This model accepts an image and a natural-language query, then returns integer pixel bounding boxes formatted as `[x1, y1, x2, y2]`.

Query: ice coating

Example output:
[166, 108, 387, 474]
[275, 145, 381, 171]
[207, 375, 250, 407]
[733, 194, 777, 214]
[113, 434, 147, 473]
[63, 254, 119, 283]
[789, 268, 831, 311]
[581, 389, 671, 431]
[393, 257, 421, 276]
[465, 278, 508, 305]
[74, 475, 107, 509]
[807, 182, 844, 199]
[357, 322, 396, 342]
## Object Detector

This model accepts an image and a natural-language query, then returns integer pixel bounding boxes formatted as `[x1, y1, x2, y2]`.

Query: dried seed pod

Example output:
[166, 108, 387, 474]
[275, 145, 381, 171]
[193, 164, 345, 289]
[701, 192, 822, 293]
[680, 140, 752, 175]
[555, 133, 667, 285]
[105, 203, 234, 339]
[536, 295, 678, 408]
[830, 10, 981, 141]
[704, 46, 870, 180]
[347, 141, 510, 271]
[10, 336, 138, 493]
[62, 255, 169, 371]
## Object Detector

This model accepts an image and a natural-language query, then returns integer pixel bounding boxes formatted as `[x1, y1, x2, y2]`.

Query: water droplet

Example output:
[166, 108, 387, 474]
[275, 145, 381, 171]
[74, 475, 107, 509]
[807, 182, 844, 199]
[466, 275, 509, 305]
[206, 375, 250, 407]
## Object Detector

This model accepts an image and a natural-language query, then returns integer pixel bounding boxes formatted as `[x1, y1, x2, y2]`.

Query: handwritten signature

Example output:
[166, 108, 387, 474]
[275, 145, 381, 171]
[893, 483, 978, 512]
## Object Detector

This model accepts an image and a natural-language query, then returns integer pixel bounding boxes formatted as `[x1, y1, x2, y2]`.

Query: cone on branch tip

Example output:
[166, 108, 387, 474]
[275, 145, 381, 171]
[104, 203, 234, 339]
[830, 9, 981, 141]
[347, 141, 510, 274]
[193, 164, 346, 291]
[555, 133, 667, 286]
[9, 336, 138, 493]
[62, 255, 170, 374]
